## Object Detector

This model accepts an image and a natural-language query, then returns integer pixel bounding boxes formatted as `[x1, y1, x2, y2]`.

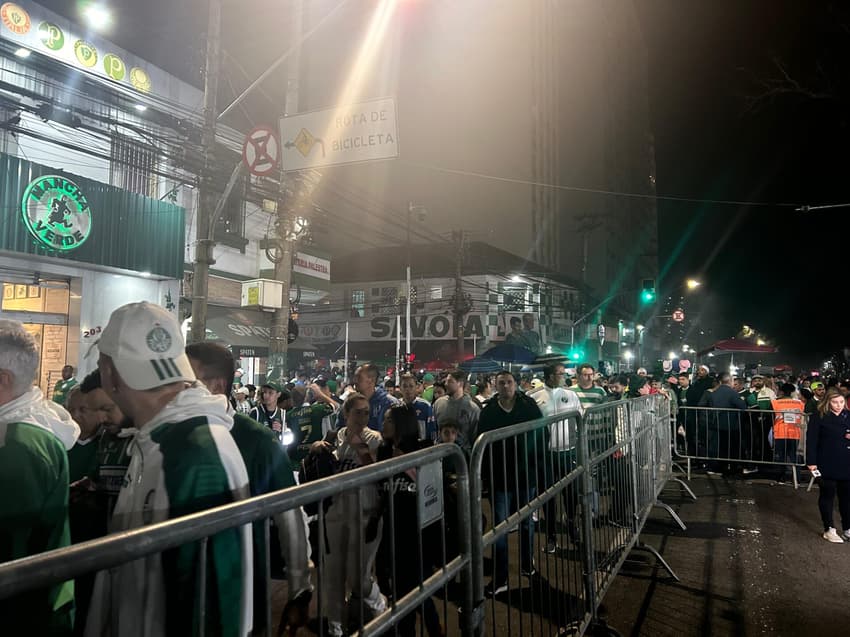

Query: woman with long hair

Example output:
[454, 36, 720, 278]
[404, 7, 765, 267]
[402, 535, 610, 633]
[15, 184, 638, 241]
[806, 387, 850, 543]
[313, 392, 386, 636]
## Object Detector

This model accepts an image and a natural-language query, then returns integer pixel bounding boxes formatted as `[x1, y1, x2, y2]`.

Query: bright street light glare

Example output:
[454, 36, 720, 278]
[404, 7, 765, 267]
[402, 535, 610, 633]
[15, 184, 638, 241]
[14, 48, 31, 58]
[134, 104, 147, 112]
[668, 351, 677, 360]
[83, 5, 111, 30]
[686, 279, 701, 289]
[624, 351, 634, 360]
[511, 275, 522, 283]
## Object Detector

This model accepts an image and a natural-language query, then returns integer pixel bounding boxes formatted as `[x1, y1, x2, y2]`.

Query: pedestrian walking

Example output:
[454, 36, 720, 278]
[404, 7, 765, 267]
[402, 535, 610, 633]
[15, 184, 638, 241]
[805, 387, 850, 543]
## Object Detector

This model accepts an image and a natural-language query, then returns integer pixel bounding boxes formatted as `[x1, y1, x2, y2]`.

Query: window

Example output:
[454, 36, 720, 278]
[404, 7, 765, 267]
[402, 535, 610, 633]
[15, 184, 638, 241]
[110, 133, 157, 197]
[351, 289, 365, 317]
[430, 285, 442, 300]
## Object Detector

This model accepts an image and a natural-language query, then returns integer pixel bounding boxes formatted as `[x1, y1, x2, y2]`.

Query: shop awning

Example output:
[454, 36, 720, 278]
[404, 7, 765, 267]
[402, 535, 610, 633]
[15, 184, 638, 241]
[697, 338, 778, 357]
[205, 306, 272, 358]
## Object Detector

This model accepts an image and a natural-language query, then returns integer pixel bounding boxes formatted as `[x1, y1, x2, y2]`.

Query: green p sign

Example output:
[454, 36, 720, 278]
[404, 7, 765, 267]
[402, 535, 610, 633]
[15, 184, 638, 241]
[38, 21, 64, 51]
[103, 54, 126, 81]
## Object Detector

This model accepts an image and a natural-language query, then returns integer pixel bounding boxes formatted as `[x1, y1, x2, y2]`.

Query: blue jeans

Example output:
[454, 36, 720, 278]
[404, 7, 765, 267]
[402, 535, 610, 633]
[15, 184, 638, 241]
[492, 489, 534, 582]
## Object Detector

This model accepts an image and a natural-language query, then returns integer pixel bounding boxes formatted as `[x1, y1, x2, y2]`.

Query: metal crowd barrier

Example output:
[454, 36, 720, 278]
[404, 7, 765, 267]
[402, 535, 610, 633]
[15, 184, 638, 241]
[674, 406, 807, 487]
[467, 395, 695, 637]
[0, 443, 474, 637]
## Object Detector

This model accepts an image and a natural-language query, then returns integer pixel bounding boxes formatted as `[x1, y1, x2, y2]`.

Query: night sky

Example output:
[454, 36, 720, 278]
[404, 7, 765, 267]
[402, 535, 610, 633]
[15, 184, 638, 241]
[639, 1, 850, 365]
[32, 1, 850, 366]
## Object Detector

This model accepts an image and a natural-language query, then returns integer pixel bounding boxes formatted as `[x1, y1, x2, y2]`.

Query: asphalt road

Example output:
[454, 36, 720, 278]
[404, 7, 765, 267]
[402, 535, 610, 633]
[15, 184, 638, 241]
[604, 473, 850, 637]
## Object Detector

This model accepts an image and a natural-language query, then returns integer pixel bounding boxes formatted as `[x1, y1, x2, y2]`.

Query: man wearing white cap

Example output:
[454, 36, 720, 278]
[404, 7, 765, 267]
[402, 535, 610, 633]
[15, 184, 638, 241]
[85, 302, 253, 637]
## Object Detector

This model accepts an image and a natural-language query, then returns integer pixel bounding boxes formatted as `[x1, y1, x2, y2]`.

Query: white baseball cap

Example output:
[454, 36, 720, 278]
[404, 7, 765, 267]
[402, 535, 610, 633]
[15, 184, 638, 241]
[98, 301, 196, 390]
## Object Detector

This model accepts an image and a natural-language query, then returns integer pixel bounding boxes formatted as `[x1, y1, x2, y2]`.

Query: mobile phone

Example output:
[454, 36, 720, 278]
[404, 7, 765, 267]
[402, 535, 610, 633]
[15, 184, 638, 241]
[812, 469, 822, 478]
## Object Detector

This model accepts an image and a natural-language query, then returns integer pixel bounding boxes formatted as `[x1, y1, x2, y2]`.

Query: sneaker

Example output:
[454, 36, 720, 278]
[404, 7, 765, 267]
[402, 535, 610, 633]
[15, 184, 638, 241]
[823, 527, 844, 543]
[705, 470, 721, 476]
[521, 565, 538, 578]
[544, 538, 557, 554]
[742, 467, 759, 475]
[485, 579, 508, 596]
[843, 529, 850, 542]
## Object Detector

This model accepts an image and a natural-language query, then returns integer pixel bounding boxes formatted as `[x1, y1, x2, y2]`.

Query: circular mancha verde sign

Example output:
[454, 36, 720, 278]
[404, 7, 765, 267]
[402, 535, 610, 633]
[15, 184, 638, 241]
[21, 175, 92, 251]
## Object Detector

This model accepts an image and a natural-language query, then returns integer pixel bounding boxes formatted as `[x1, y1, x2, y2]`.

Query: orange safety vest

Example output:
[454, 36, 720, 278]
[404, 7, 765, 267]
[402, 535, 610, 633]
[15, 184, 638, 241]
[771, 398, 804, 440]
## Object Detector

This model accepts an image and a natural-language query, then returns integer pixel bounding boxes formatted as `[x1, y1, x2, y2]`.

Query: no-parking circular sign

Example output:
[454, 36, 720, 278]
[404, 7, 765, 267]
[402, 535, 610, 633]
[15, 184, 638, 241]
[242, 125, 280, 177]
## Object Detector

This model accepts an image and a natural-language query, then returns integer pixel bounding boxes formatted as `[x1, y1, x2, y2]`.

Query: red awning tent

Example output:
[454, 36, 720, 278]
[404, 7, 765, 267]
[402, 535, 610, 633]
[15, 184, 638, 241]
[697, 339, 778, 357]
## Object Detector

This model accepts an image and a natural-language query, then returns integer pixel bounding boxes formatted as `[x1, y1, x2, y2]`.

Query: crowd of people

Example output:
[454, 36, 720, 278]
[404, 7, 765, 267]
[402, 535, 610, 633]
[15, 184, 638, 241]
[4, 301, 850, 636]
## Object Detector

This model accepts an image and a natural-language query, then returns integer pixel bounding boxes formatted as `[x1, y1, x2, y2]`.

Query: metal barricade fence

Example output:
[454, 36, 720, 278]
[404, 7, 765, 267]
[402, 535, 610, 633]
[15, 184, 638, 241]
[674, 406, 808, 487]
[469, 410, 591, 637]
[0, 443, 474, 637]
[468, 397, 690, 637]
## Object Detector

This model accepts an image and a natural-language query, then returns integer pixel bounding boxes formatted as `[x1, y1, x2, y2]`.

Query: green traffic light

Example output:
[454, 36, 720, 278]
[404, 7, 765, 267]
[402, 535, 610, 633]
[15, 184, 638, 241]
[640, 289, 656, 303]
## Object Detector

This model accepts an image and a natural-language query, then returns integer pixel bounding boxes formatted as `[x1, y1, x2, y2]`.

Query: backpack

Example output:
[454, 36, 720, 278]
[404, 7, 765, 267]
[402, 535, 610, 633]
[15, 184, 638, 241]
[298, 449, 339, 515]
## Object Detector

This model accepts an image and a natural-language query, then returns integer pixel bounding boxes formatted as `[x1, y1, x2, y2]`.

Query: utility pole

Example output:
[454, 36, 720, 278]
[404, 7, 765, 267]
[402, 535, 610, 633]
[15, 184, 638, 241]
[189, 0, 221, 343]
[453, 229, 468, 359]
[267, 0, 303, 381]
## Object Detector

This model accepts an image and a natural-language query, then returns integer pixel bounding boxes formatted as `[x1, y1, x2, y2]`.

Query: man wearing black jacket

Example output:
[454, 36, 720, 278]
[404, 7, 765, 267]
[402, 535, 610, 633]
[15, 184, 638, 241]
[699, 372, 747, 474]
[479, 370, 545, 596]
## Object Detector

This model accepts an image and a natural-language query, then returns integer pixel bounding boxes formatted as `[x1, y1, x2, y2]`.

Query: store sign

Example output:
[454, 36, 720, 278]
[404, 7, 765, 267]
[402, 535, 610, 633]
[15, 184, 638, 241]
[21, 175, 92, 251]
[293, 251, 330, 281]
[370, 314, 486, 341]
[0, 2, 155, 94]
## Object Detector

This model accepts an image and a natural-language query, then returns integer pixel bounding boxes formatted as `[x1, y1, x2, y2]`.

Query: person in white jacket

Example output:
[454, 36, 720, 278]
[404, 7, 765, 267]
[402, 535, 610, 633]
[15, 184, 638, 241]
[85, 302, 253, 637]
[529, 363, 583, 553]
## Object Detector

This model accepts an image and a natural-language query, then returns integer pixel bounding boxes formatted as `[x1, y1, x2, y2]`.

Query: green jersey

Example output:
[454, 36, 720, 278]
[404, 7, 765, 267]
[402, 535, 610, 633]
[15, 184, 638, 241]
[52, 378, 77, 406]
[230, 413, 297, 633]
[86, 406, 252, 637]
[67, 434, 100, 482]
[570, 386, 607, 410]
[0, 421, 75, 635]
[288, 402, 335, 463]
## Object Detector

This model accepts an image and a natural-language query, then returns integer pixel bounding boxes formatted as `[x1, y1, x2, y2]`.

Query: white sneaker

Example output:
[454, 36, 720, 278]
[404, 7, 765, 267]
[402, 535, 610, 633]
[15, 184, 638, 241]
[363, 582, 388, 614]
[823, 527, 844, 543]
[843, 529, 850, 542]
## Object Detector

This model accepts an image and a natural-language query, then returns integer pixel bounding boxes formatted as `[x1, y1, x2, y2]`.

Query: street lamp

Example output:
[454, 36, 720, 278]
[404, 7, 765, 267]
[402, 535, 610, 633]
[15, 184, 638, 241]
[686, 278, 701, 290]
[668, 351, 677, 360]
[83, 4, 111, 30]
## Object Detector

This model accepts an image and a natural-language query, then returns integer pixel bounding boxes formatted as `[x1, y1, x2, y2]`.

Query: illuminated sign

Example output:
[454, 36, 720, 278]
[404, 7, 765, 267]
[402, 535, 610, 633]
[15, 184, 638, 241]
[0, 1, 155, 94]
[21, 175, 92, 251]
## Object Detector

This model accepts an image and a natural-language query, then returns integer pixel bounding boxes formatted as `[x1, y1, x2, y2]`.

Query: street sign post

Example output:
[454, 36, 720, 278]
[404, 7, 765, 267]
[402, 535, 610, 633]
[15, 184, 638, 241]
[242, 125, 280, 177]
[279, 97, 399, 170]
[672, 308, 685, 322]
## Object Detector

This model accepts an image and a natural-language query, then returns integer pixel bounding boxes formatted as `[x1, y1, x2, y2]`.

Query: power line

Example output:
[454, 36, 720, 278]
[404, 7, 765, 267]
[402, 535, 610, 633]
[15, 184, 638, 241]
[400, 160, 805, 209]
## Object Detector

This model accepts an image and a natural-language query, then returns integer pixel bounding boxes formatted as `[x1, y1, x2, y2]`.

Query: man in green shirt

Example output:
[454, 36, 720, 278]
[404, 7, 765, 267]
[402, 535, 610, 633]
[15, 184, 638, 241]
[87, 302, 253, 637]
[52, 365, 78, 406]
[186, 342, 312, 634]
[571, 363, 608, 410]
[0, 319, 79, 634]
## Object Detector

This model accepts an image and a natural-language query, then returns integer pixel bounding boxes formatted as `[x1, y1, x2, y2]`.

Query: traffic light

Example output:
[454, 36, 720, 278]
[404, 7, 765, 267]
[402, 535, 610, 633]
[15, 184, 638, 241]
[640, 278, 656, 304]
[568, 347, 584, 362]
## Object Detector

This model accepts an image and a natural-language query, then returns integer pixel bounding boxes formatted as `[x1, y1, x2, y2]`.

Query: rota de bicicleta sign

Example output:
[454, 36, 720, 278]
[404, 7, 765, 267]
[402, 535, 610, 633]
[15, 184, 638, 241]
[22, 175, 92, 251]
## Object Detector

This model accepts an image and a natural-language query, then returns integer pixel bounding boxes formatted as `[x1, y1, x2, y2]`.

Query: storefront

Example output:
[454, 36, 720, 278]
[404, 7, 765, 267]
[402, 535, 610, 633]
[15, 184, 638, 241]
[0, 153, 185, 396]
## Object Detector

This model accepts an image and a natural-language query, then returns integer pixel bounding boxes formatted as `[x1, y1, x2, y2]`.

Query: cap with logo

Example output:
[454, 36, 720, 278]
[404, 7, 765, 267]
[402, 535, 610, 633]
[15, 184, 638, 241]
[810, 380, 825, 390]
[98, 301, 196, 390]
[262, 381, 284, 393]
[236, 387, 249, 395]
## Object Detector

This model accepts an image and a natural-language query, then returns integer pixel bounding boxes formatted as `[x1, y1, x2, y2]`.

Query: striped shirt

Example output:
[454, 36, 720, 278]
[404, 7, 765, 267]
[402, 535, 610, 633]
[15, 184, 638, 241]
[570, 386, 608, 410]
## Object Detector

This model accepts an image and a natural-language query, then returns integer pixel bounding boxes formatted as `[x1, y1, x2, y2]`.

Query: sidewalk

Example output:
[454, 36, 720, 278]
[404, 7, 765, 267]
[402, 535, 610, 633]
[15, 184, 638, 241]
[603, 473, 850, 636]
